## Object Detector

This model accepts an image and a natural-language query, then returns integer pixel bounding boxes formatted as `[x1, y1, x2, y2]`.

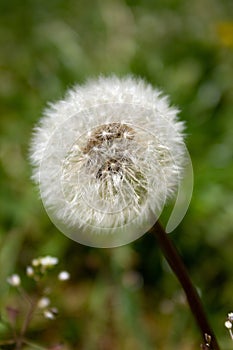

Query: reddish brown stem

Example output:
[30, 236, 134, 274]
[151, 221, 220, 350]
[16, 296, 36, 350]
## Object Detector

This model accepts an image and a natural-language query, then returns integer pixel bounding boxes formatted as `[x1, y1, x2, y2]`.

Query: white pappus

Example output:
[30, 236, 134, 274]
[30, 76, 186, 247]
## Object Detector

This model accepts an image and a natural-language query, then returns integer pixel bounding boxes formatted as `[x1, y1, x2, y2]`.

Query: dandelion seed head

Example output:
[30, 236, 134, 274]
[30, 76, 186, 247]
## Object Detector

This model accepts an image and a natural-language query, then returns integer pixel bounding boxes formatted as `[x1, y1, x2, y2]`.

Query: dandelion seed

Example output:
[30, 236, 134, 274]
[30, 76, 187, 247]
[7, 274, 21, 287]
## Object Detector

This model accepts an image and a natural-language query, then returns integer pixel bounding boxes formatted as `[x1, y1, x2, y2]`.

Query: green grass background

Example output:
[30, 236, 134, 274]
[0, 0, 233, 348]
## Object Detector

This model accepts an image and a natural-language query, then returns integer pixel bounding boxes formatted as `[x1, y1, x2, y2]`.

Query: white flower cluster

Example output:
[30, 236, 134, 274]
[26, 256, 59, 276]
[225, 312, 233, 340]
[37, 297, 58, 320]
[7, 256, 70, 323]
[30, 76, 186, 247]
[8, 256, 70, 287]
[32, 256, 58, 268]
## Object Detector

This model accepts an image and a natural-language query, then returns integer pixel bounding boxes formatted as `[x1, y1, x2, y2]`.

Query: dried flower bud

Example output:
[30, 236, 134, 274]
[30, 76, 192, 247]
[6, 306, 20, 324]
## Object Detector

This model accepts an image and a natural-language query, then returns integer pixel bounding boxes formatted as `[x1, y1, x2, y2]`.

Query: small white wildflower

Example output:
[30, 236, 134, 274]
[58, 271, 70, 281]
[7, 274, 21, 287]
[32, 256, 58, 268]
[228, 312, 233, 321]
[43, 310, 55, 320]
[30, 76, 189, 247]
[43, 307, 58, 320]
[225, 320, 232, 329]
[38, 297, 50, 309]
[40, 256, 58, 267]
[26, 266, 34, 277]
[32, 258, 40, 267]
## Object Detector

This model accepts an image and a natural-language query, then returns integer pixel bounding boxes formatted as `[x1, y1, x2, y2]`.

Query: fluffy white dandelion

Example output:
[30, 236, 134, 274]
[30, 76, 187, 247]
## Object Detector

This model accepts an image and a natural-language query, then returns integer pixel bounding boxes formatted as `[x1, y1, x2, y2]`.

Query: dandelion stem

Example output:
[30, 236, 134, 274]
[151, 221, 220, 350]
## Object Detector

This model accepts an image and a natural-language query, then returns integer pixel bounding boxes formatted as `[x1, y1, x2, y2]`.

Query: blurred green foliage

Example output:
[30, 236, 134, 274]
[0, 0, 233, 348]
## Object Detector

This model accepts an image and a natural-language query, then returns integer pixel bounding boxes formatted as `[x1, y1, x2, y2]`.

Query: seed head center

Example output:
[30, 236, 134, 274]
[82, 122, 135, 155]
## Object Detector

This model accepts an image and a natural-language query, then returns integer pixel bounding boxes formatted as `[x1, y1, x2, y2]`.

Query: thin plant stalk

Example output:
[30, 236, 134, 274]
[16, 296, 36, 350]
[151, 221, 220, 350]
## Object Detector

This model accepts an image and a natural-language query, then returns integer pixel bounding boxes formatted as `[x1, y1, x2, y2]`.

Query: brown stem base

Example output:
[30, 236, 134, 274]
[151, 221, 220, 350]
